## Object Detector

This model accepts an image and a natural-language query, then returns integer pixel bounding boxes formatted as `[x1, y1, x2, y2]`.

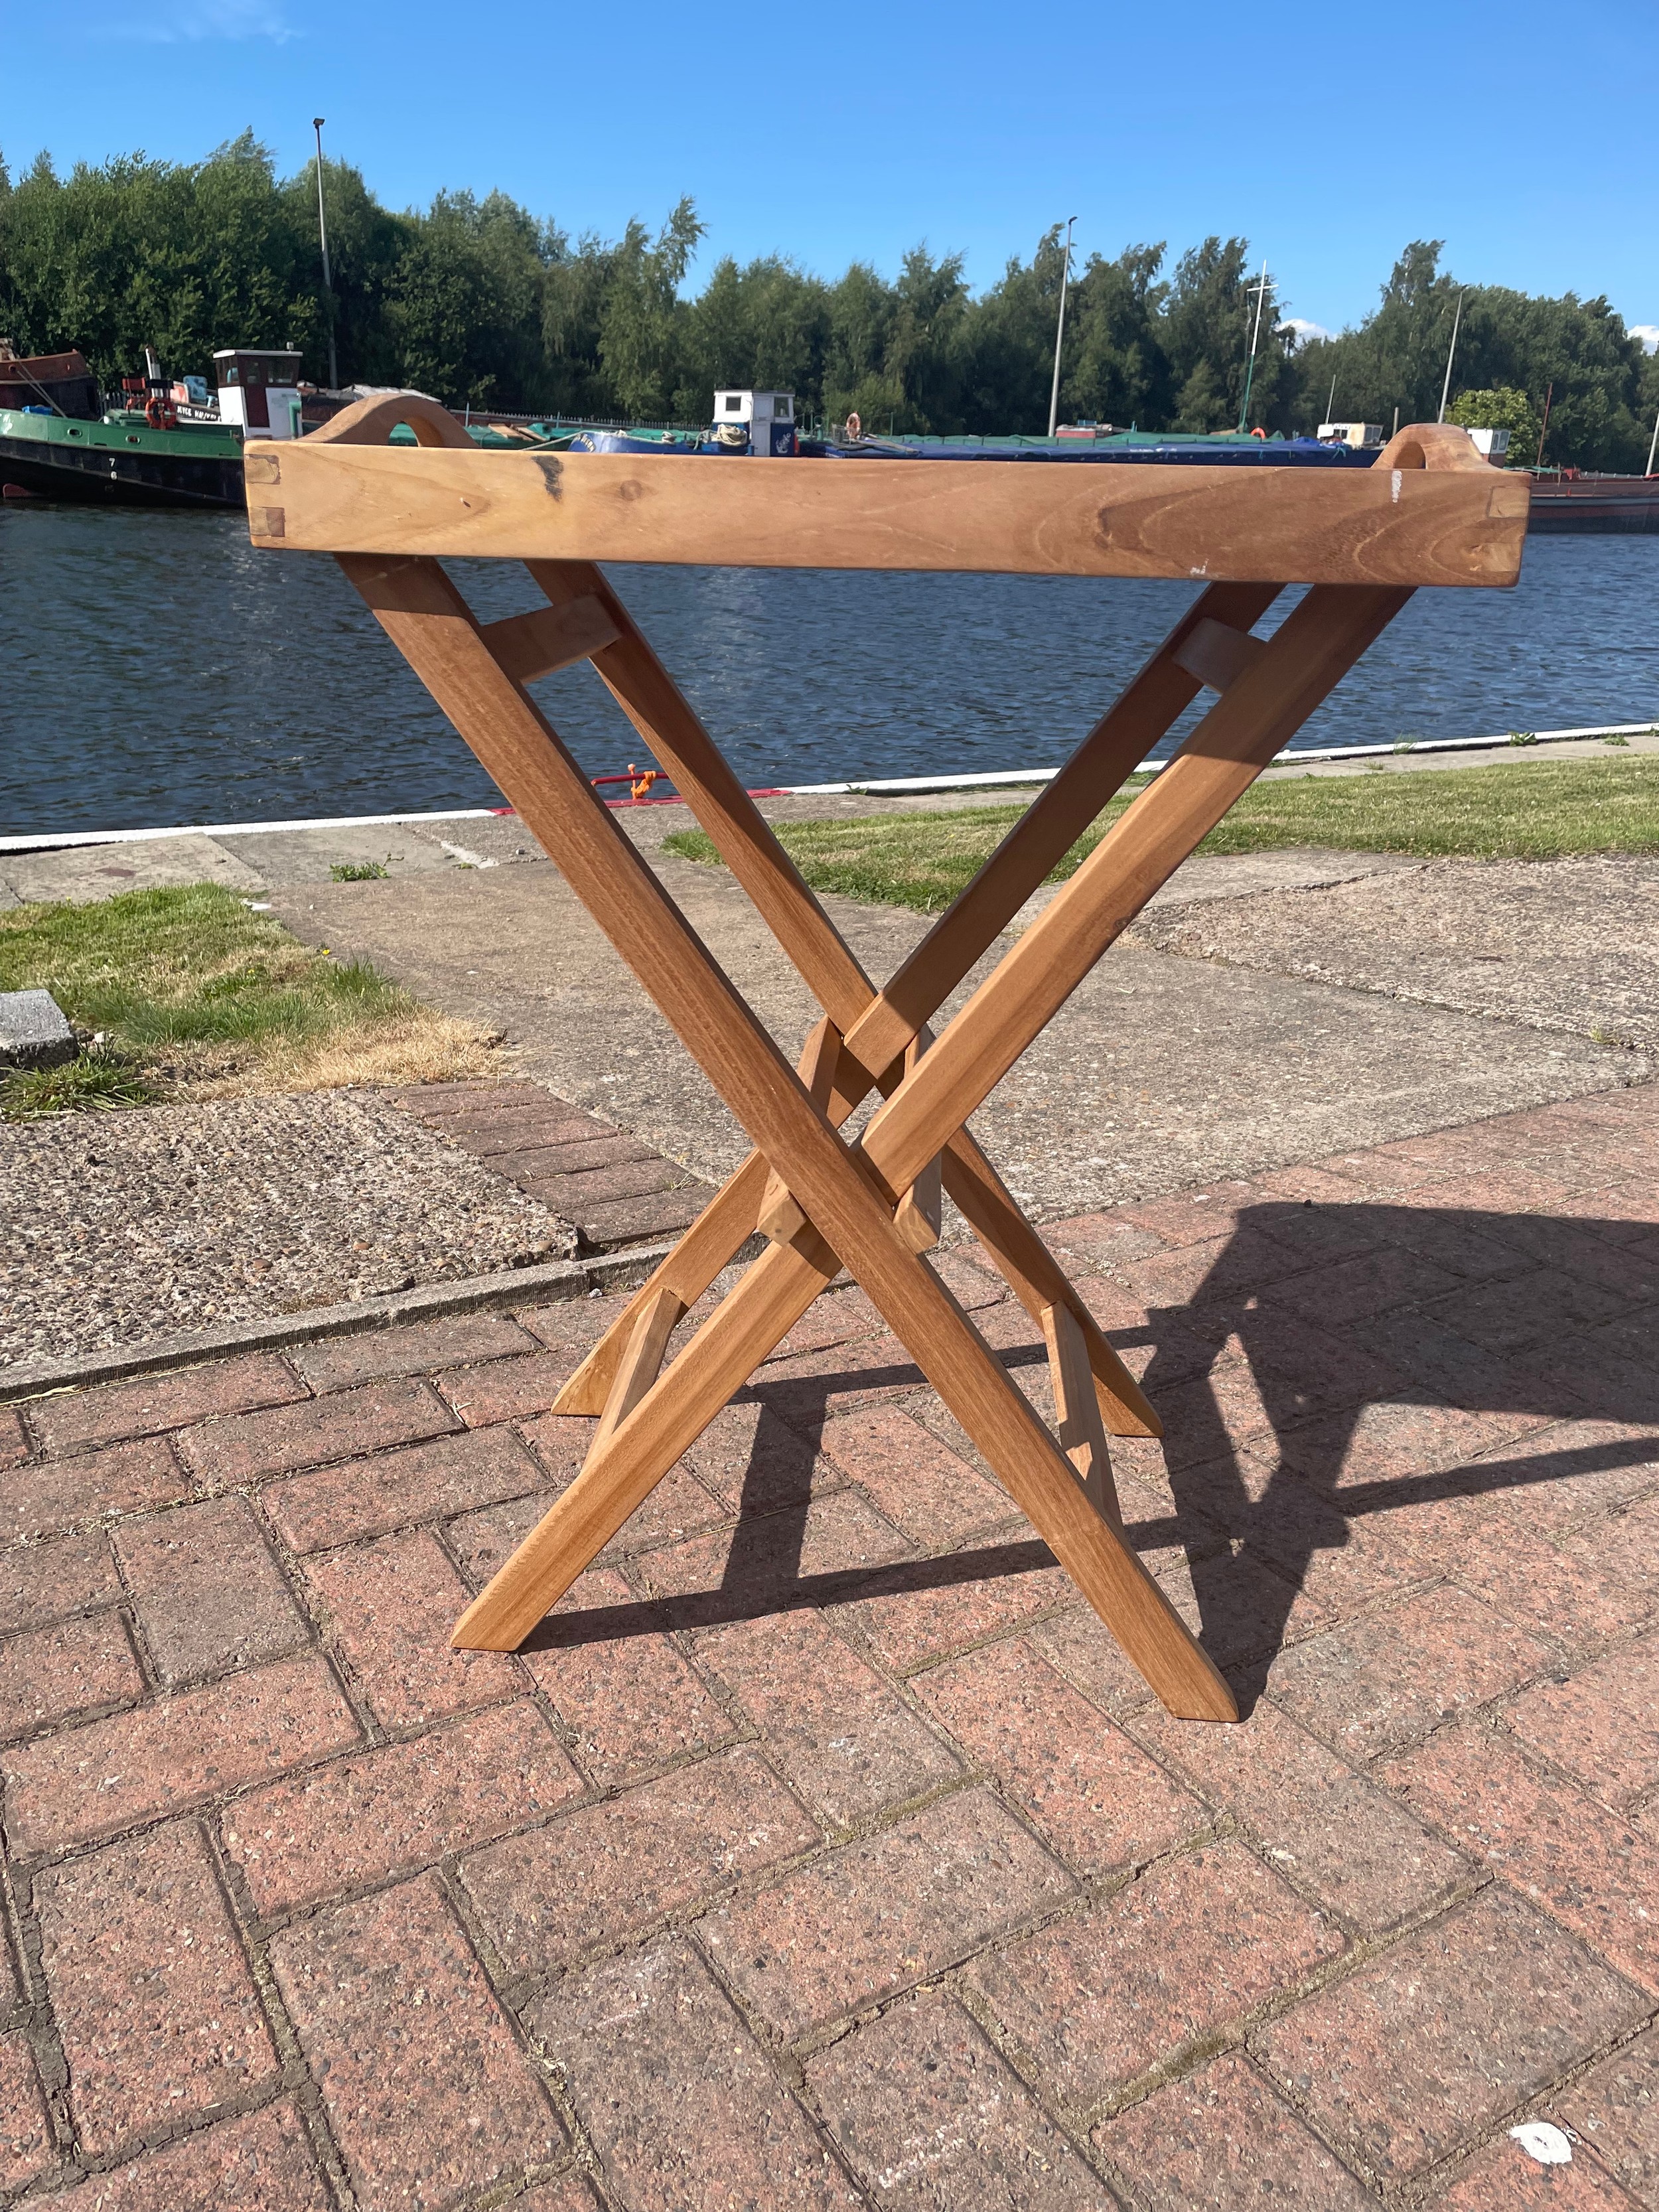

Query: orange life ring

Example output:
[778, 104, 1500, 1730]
[1250, 425, 1267, 439]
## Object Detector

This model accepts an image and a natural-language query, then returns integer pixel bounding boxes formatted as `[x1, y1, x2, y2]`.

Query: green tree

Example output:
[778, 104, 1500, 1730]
[1161, 237, 1289, 431]
[384, 188, 551, 409]
[0, 135, 316, 384]
[1062, 244, 1172, 427]
[1446, 385, 1540, 466]
[677, 254, 828, 425]
[1, 139, 1649, 461]
[1293, 242, 1650, 468]
[598, 198, 704, 421]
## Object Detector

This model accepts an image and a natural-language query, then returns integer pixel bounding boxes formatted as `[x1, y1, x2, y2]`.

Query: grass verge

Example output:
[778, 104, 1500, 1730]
[0, 883, 500, 1119]
[664, 755, 1659, 913]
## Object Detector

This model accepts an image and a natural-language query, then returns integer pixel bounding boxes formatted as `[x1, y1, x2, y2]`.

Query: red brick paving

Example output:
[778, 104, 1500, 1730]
[269, 1874, 564, 2209]
[970, 1838, 1346, 2112]
[697, 1605, 960, 1826]
[0, 1436, 189, 1546]
[1433, 2131, 1640, 2208]
[0, 1613, 143, 1743]
[1133, 1694, 1471, 1935]
[1383, 1724, 1659, 1995]
[0, 1084, 1653, 2204]
[264, 1424, 543, 1552]
[54, 2102, 330, 2210]
[809, 1990, 1113, 2208]
[113, 1493, 306, 1686]
[530, 1940, 849, 2209]
[704, 1787, 1074, 2041]
[1252, 1886, 1646, 2183]
[301, 1526, 524, 1728]
[36, 1820, 277, 2153]
[461, 1745, 819, 1976]
[1, 1653, 359, 1856]
[26, 1352, 305, 1456]
[1096, 2050, 1376, 2208]
[1558, 2026, 1659, 2203]
[914, 1638, 1204, 1878]
[290, 1309, 538, 1394]
[223, 1700, 581, 1917]
[0, 2032, 52, 2193]
[1504, 1631, 1659, 1806]
[390, 1080, 713, 1254]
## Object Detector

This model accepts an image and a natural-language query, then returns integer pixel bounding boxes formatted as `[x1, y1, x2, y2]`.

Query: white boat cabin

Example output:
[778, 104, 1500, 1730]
[712, 388, 794, 427]
[214, 350, 304, 439]
[711, 388, 796, 456]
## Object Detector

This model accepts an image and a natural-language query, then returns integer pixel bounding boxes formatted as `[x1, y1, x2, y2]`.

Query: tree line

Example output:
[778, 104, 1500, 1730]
[2, 134, 1655, 470]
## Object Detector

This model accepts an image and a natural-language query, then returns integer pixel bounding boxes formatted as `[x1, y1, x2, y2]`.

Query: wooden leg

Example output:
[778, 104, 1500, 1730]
[542, 574, 1281, 1428]
[453, 1218, 1233, 1721]
[759, 1017, 844, 1246]
[337, 556, 1238, 1720]
[538, 588, 1402, 1520]
[346, 554, 1406, 1722]
[939, 1134, 1159, 1438]
[853, 587, 1413, 1203]
[552, 1158, 770, 1416]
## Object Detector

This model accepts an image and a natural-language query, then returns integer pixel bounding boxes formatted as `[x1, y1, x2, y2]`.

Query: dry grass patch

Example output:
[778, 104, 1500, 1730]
[1, 883, 500, 1118]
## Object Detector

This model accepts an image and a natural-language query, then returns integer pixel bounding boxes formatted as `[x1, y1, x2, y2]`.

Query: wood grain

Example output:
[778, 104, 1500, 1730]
[759, 1017, 842, 1246]
[549, 1153, 772, 1416]
[893, 1039, 943, 1254]
[250, 435, 1527, 586]
[938, 1134, 1161, 1439]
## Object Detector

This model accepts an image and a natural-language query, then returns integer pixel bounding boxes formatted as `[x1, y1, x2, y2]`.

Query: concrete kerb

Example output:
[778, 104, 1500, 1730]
[0, 1241, 679, 1408]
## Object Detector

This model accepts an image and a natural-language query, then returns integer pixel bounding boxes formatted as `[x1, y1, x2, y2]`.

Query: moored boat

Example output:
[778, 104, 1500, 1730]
[0, 342, 252, 508]
[1524, 472, 1659, 534]
[0, 405, 246, 508]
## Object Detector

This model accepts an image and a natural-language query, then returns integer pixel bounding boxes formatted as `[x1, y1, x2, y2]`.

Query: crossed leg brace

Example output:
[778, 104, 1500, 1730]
[337, 531, 1409, 1723]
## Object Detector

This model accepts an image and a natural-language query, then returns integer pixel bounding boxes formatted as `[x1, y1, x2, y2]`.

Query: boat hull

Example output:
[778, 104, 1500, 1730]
[0, 411, 243, 510]
[1526, 480, 1659, 534]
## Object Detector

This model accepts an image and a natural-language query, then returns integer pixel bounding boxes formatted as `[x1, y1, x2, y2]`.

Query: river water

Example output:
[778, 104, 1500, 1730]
[3, 508, 1656, 836]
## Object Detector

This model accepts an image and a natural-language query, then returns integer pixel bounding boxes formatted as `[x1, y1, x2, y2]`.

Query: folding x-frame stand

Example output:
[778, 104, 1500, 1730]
[250, 399, 1526, 1722]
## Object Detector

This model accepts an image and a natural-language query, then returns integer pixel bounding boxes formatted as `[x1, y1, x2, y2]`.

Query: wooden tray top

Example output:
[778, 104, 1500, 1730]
[246, 402, 1527, 591]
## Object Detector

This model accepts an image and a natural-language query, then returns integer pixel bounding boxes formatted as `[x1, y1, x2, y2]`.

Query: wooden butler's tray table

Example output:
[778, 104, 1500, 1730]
[247, 402, 1528, 1722]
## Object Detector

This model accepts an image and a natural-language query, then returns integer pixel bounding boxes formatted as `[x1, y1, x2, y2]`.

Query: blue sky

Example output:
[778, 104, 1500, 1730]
[5, 0, 1656, 346]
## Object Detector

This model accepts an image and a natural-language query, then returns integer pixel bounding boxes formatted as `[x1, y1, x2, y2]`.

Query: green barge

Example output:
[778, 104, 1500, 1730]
[0, 404, 245, 508]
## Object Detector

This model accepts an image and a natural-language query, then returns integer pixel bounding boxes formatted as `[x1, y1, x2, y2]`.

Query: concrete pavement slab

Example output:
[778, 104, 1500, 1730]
[1, 834, 267, 905]
[1132, 853, 1659, 1053]
[273, 853, 1645, 1219]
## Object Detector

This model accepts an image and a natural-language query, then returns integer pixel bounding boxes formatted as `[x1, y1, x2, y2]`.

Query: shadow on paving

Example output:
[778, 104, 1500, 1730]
[524, 1203, 1658, 1700]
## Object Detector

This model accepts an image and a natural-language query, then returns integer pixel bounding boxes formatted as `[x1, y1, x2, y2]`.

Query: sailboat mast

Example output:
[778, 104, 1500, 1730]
[1238, 258, 1269, 433]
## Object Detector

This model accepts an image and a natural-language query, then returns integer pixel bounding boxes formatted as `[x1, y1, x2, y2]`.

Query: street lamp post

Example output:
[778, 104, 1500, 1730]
[1046, 216, 1078, 441]
[313, 117, 339, 392]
